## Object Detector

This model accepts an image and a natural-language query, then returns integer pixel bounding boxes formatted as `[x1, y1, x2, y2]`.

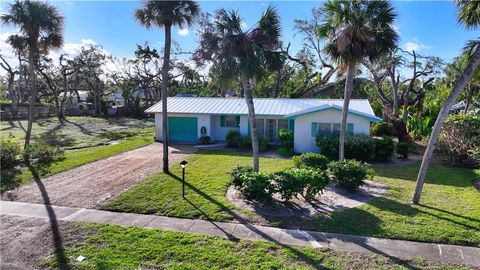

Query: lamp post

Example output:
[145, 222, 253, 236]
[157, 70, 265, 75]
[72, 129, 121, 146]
[180, 160, 188, 198]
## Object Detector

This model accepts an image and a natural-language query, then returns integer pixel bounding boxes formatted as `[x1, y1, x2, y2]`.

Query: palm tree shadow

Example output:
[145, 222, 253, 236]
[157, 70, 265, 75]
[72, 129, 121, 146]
[26, 162, 69, 269]
[167, 171, 418, 269]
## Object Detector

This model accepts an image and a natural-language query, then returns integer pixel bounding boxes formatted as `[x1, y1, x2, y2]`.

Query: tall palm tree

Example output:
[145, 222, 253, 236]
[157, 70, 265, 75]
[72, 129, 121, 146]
[194, 7, 283, 171]
[412, 0, 480, 204]
[135, 0, 200, 173]
[317, 0, 398, 161]
[1, 0, 64, 153]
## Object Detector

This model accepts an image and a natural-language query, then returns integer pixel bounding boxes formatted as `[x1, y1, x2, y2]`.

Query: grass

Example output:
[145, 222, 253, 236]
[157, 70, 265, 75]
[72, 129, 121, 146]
[0, 116, 154, 149]
[1, 131, 154, 192]
[105, 150, 480, 246]
[45, 222, 467, 270]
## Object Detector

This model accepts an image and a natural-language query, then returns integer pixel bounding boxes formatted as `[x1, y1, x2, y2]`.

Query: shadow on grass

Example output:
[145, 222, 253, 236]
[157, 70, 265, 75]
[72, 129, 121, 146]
[62, 118, 95, 136]
[166, 171, 420, 269]
[26, 162, 69, 270]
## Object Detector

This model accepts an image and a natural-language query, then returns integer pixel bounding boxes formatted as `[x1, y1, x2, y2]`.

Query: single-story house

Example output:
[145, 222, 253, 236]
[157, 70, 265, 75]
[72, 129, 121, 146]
[145, 97, 381, 153]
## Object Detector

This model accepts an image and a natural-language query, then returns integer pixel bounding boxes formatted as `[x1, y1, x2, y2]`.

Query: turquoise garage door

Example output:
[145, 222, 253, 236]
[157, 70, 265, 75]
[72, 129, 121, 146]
[168, 117, 198, 143]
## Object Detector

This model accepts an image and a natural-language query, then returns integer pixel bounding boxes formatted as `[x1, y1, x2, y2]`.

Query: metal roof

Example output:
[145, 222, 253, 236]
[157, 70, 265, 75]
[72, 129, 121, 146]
[145, 97, 379, 121]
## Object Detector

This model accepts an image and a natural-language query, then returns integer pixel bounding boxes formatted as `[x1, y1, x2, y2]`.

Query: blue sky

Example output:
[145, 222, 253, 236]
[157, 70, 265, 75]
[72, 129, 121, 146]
[0, 1, 478, 65]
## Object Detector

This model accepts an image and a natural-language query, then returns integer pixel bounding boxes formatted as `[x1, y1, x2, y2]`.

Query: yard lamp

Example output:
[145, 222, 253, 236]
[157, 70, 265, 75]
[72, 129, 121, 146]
[180, 160, 188, 198]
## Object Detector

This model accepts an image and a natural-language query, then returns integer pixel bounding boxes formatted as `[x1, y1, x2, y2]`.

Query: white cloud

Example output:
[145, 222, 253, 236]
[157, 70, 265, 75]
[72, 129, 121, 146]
[403, 41, 432, 52]
[178, 28, 189, 36]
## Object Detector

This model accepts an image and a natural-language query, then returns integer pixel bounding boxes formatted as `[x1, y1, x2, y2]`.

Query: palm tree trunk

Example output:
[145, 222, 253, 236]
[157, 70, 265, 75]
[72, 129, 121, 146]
[339, 61, 356, 161]
[412, 47, 480, 204]
[243, 78, 259, 171]
[24, 49, 37, 154]
[161, 23, 172, 173]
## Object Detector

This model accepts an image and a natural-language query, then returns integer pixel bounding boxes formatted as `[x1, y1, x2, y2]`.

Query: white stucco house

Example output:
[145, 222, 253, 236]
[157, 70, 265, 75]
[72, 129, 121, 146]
[145, 97, 381, 153]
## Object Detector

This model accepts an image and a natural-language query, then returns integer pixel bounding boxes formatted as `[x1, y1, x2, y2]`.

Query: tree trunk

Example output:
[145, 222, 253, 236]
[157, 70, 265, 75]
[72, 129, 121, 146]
[464, 82, 472, 114]
[24, 49, 37, 153]
[339, 61, 356, 161]
[161, 23, 172, 173]
[412, 47, 480, 204]
[243, 78, 259, 171]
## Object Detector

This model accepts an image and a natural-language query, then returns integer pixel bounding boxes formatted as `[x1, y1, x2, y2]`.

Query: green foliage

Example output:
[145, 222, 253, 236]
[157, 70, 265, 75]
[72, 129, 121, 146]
[199, 135, 211, 145]
[273, 168, 329, 200]
[293, 153, 329, 170]
[328, 160, 374, 192]
[374, 137, 395, 161]
[396, 142, 410, 159]
[277, 129, 294, 156]
[371, 122, 395, 136]
[24, 143, 65, 164]
[230, 166, 274, 201]
[236, 135, 268, 153]
[225, 130, 242, 148]
[407, 114, 432, 139]
[0, 138, 20, 170]
[315, 135, 375, 162]
[440, 114, 480, 166]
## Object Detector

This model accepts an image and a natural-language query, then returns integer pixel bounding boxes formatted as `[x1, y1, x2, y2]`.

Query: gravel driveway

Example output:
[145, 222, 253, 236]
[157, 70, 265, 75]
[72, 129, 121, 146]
[1, 143, 195, 209]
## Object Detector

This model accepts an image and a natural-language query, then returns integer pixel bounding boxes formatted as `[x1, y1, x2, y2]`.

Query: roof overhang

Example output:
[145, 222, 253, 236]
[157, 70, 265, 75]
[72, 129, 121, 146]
[284, 104, 382, 123]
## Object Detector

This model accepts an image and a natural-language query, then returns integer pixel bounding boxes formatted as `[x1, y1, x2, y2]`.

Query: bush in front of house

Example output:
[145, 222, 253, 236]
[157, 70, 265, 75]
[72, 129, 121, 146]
[374, 136, 395, 161]
[273, 168, 329, 201]
[225, 130, 242, 148]
[315, 135, 375, 162]
[1, 138, 21, 170]
[238, 135, 268, 152]
[24, 143, 65, 163]
[371, 122, 395, 136]
[328, 160, 374, 192]
[230, 166, 274, 201]
[293, 152, 329, 170]
[396, 141, 410, 159]
[277, 129, 294, 156]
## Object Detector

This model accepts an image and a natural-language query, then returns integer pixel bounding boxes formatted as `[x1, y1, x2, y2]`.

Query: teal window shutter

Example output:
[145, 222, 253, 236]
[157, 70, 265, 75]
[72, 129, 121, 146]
[288, 120, 295, 132]
[220, 116, 225, 127]
[311, 122, 318, 137]
[347, 123, 354, 134]
[236, 116, 240, 127]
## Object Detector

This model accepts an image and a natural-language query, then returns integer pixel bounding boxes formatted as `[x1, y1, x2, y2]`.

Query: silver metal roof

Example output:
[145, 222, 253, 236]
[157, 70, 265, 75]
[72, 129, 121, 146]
[145, 97, 379, 120]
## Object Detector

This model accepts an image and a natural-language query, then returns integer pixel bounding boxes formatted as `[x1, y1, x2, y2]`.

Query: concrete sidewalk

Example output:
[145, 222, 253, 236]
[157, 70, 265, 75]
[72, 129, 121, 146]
[1, 200, 479, 267]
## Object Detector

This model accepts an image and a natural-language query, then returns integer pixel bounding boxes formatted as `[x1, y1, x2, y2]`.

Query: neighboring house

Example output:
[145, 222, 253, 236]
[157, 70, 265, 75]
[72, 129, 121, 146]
[145, 97, 381, 153]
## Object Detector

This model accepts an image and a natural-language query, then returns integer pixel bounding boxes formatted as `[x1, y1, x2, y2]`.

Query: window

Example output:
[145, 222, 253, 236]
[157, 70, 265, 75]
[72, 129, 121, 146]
[312, 123, 354, 137]
[220, 115, 240, 128]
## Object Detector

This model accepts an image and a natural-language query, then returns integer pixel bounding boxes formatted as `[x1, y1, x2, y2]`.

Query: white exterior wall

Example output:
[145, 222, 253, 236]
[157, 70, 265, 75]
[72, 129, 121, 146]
[154, 113, 211, 141]
[211, 115, 240, 141]
[293, 109, 371, 153]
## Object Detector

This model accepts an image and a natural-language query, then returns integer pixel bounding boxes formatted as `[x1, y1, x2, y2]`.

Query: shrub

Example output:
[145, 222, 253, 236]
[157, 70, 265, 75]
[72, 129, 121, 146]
[239, 136, 251, 149]
[258, 136, 268, 153]
[1, 138, 20, 170]
[328, 160, 374, 192]
[225, 130, 241, 148]
[277, 129, 294, 156]
[230, 166, 274, 201]
[374, 136, 395, 161]
[371, 122, 395, 136]
[293, 153, 329, 170]
[199, 135, 211, 145]
[273, 168, 329, 201]
[396, 142, 410, 159]
[24, 143, 65, 163]
[315, 135, 375, 162]
[440, 114, 480, 166]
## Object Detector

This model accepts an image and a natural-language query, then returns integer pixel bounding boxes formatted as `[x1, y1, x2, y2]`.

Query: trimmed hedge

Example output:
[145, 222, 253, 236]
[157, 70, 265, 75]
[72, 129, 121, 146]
[1, 138, 21, 170]
[328, 160, 374, 192]
[374, 137, 395, 161]
[371, 122, 395, 136]
[226, 130, 242, 148]
[277, 129, 294, 156]
[316, 135, 375, 162]
[396, 142, 410, 159]
[293, 153, 329, 170]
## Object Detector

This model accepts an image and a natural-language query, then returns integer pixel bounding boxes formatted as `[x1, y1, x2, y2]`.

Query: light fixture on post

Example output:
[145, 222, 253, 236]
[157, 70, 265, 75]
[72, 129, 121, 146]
[180, 160, 188, 198]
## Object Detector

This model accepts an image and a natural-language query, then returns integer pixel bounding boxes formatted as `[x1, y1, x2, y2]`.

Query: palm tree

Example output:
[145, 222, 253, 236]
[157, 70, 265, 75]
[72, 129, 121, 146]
[194, 7, 283, 171]
[134, 0, 200, 173]
[317, 0, 398, 161]
[412, 0, 480, 204]
[1, 0, 64, 153]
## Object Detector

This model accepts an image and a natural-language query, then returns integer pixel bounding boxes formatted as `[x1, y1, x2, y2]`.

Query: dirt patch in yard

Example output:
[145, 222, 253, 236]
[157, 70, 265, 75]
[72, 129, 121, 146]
[2, 143, 195, 209]
[226, 180, 388, 218]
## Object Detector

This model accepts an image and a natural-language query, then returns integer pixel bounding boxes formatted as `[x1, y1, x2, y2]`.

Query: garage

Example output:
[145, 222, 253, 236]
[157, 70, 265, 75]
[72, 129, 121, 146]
[168, 117, 198, 143]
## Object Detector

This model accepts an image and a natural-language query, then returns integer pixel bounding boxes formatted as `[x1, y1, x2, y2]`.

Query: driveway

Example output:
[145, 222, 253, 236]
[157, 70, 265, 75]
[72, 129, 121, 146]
[1, 143, 195, 209]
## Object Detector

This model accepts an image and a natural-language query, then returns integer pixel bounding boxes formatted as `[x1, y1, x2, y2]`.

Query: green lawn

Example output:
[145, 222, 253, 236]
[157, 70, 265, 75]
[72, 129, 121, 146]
[0, 116, 154, 149]
[1, 131, 154, 192]
[104, 150, 480, 246]
[45, 222, 466, 270]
